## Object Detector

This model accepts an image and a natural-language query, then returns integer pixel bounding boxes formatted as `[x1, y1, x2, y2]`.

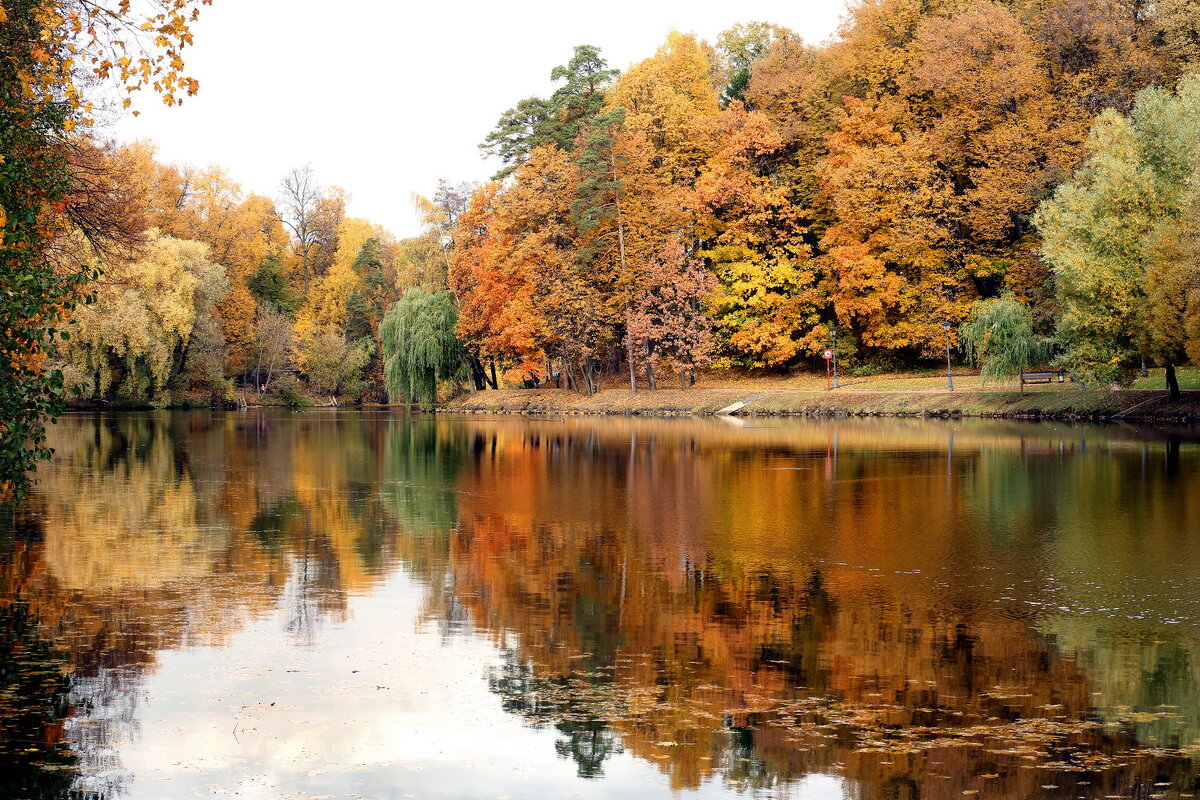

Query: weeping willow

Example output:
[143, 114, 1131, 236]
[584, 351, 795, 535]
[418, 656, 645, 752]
[960, 296, 1053, 383]
[380, 289, 466, 407]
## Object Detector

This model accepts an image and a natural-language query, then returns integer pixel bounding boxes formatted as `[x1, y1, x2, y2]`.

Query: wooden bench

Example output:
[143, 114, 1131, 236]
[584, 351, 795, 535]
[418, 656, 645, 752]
[1020, 370, 1068, 393]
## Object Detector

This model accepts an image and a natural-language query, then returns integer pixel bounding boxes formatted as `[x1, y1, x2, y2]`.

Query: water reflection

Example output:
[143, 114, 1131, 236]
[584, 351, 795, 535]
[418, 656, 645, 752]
[1, 411, 1198, 798]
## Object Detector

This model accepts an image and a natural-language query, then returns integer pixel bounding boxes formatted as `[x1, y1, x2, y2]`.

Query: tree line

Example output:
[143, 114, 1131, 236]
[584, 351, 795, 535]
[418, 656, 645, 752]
[43, 141, 474, 408]
[403, 1, 1200, 398]
[5, 0, 1200, 496]
[1, 0, 212, 498]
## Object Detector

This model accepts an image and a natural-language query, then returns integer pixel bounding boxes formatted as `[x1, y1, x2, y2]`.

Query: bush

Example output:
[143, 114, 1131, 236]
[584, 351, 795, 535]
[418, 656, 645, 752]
[266, 375, 308, 408]
[298, 329, 371, 402]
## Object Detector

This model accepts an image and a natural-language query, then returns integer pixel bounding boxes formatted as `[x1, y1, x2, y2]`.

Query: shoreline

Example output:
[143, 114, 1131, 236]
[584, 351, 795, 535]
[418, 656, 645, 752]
[62, 387, 1200, 424]
[440, 387, 1200, 424]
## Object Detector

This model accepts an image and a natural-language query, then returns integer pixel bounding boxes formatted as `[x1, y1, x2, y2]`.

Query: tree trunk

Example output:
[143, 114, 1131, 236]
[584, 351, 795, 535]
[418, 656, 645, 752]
[625, 305, 637, 394]
[564, 359, 577, 392]
[489, 360, 499, 390]
[645, 347, 656, 391]
[1166, 362, 1181, 400]
[680, 367, 687, 390]
[461, 355, 482, 391]
[612, 152, 634, 397]
[582, 359, 597, 395]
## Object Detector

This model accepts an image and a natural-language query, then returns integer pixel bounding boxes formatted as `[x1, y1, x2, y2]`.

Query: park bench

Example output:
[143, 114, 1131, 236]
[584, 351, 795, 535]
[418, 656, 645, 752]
[1020, 370, 1069, 393]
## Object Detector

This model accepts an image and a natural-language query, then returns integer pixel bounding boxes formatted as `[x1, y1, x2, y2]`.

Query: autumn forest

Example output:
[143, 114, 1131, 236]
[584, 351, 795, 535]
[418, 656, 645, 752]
[2, 0, 1199, 440]
[7, 1, 1200, 796]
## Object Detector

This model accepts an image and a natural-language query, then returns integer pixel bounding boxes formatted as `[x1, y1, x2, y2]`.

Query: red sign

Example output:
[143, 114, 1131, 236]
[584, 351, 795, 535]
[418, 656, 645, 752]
[823, 349, 834, 360]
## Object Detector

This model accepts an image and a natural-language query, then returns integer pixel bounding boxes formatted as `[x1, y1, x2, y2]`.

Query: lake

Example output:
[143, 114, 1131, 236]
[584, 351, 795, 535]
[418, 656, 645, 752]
[2, 410, 1199, 799]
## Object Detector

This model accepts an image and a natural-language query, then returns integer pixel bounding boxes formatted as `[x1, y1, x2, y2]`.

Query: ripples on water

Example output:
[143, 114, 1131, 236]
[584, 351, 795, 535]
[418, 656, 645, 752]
[1, 410, 1199, 799]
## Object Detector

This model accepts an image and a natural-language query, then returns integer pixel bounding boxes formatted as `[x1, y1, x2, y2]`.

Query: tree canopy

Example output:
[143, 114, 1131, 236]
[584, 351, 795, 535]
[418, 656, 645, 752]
[1, 0, 210, 498]
[4, 0, 1200, 500]
[1036, 75, 1200, 387]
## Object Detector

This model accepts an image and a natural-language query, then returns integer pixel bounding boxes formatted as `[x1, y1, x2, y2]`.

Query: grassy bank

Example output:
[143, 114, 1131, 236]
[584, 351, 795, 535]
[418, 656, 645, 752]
[443, 385, 1200, 422]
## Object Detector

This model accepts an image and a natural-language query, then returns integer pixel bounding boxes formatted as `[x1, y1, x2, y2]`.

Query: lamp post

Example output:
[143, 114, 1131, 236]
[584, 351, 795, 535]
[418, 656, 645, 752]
[831, 326, 839, 389]
[943, 321, 954, 392]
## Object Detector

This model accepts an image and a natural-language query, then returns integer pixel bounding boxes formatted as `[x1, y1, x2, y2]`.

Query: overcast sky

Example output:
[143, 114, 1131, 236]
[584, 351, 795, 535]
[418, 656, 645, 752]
[111, 0, 848, 238]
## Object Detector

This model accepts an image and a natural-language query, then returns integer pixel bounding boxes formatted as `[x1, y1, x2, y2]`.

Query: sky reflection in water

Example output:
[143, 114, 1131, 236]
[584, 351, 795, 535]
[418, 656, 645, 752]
[1, 410, 1199, 799]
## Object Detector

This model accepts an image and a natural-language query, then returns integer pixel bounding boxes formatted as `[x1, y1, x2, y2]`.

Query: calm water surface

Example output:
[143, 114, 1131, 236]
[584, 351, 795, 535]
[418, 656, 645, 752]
[2, 411, 1200, 799]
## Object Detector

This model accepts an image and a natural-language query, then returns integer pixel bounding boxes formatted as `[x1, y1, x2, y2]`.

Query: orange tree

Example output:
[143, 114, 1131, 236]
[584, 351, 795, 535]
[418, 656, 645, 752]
[0, 0, 209, 499]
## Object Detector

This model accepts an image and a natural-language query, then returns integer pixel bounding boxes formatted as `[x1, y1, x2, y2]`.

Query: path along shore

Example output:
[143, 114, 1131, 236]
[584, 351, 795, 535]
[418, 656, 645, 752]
[441, 386, 1200, 423]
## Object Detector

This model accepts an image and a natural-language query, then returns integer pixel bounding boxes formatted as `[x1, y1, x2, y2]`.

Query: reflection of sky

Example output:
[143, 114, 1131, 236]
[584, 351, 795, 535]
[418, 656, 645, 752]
[82, 569, 845, 799]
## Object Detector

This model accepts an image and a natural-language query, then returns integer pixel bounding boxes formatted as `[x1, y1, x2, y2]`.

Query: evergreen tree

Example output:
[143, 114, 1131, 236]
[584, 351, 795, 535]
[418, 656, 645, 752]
[480, 46, 618, 179]
[547, 45, 620, 149]
[480, 97, 556, 180]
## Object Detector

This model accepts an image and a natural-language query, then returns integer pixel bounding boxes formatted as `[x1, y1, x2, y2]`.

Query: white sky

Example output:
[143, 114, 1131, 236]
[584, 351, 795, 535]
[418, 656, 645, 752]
[111, 0, 848, 238]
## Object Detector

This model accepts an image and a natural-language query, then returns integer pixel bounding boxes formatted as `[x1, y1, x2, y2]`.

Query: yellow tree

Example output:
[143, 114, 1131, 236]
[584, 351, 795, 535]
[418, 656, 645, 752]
[1, 0, 209, 496]
[397, 192, 461, 292]
[818, 0, 1105, 356]
[61, 230, 226, 401]
[691, 103, 825, 366]
[292, 216, 398, 398]
[909, 4, 1054, 250]
[605, 31, 722, 185]
[179, 170, 289, 374]
[1020, 0, 1160, 118]
[744, 32, 838, 213]
[819, 96, 958, 354]
[112, 141, 193, 238]
[300, 218, 387, 330]
[1150, 0, 1200, 80]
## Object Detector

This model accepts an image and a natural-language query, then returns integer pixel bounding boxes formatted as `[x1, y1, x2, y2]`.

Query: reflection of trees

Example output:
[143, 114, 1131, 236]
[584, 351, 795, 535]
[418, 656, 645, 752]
[0, 601, 75, 799]
[488, 650, 624, 779]
[1043, 617, 1200, 750]
[383, 419, 470, 637]
[1, 410, 428, 788]
[380, 419, 463, 537]
[426, 417, 1200, 799]
[963, 426, 1200, 749]
[3, 412, 1200, 799]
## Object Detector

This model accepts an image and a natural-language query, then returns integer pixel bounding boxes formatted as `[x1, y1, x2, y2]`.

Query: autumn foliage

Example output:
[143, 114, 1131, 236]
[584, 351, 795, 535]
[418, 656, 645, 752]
[3, 0, 1200, 488]
[451, 2, 1200, 387]
[1, 0, 210, 497]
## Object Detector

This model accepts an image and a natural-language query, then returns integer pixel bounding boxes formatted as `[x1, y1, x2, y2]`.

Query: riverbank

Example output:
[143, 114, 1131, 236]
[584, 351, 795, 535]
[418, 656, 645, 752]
[442, 386, 1200, 422]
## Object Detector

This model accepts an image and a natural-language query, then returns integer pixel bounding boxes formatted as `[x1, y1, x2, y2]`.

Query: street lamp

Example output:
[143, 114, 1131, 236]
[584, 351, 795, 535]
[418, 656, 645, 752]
[831, 326, 839, 389]
[943, 321, 954, 392]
